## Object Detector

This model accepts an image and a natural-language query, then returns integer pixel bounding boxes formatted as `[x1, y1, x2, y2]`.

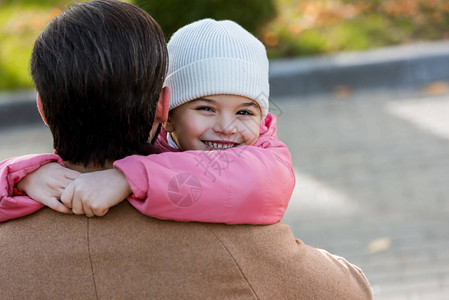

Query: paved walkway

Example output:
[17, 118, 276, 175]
[277, 90, 449, 299]
[1, 89, 449, 299]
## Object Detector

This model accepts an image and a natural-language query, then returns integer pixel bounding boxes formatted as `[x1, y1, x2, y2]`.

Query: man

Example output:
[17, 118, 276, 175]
[0, 0, 372, 298]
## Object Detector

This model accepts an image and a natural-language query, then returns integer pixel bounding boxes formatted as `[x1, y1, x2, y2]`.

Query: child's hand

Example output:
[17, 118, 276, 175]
[16, 163, 80, 214]
[60, 168, 132, 217]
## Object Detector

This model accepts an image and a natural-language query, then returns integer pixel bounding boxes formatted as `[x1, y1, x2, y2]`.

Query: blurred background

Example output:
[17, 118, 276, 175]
[1, 0, 449, 299]
[2, 0, 449, 91]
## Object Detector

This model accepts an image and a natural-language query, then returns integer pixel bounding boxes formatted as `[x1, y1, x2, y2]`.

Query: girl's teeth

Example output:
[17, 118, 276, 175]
[205, 141, 234, 149]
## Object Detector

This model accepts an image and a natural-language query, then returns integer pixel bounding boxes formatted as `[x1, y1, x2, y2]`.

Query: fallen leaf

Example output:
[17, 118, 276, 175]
[366, 237, 392, 254]
[334, 85, 354, 99]
[422, 81, 449, 96]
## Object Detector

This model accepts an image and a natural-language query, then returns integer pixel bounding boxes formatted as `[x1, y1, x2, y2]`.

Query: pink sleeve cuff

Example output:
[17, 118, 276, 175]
[114, 156, 149, 199]
[0, 154, 64, 222]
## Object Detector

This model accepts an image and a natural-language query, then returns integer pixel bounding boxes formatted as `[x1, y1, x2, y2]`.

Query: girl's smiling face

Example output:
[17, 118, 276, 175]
[164, 94, 263, 151]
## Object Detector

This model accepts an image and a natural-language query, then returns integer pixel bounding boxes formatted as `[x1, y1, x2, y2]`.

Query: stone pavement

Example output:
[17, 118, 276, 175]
[1, 89, 448, 299]
[276, 90, 449, 300]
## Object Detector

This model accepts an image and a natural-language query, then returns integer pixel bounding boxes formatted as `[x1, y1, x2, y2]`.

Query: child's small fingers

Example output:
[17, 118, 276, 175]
[94, 207, 109, 217]
[71, 195, 84, 215]
[60, 182, 75, 209]
[82, 202, 95, 218]
[57, 177, 75, 190]
[56, 172, 81, 191]
[46, 198, 72, 214]
[65, 169, 81, 180]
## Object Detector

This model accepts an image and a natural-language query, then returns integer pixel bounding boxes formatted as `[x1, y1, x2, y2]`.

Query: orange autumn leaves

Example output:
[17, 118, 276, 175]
[4, 8, 61, 36]
[261, 0, 449, 57]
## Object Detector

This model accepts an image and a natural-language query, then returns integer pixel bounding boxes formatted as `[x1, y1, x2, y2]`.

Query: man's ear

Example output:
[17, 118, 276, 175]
[154, 86, 171, 124]
[149, 86, 171, 141]
[36, 93, 49, 126]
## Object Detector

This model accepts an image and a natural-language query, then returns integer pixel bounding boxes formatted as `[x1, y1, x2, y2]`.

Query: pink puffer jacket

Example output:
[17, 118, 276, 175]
[115, 113, 295, 224]
[0, 113, 295, 224]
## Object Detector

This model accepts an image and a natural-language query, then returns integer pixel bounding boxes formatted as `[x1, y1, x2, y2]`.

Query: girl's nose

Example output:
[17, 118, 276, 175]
[213, 114, 237, 136]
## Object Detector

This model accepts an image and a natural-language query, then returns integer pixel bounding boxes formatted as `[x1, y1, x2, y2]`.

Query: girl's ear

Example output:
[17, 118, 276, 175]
[163, 113, 175, 133]
[36, 93, 49, 126]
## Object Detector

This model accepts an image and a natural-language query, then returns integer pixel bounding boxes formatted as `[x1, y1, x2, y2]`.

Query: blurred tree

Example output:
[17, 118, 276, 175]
[3, 0, 67, 6]
[134, 0, 277, 40]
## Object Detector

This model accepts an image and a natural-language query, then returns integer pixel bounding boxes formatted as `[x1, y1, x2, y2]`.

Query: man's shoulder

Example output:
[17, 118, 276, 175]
[203, 222, 373, 300]
[0, 203, 372, 299]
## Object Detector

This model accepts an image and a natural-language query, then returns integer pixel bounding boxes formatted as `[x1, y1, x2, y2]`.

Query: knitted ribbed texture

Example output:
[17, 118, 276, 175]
[165, 19, 270, 117]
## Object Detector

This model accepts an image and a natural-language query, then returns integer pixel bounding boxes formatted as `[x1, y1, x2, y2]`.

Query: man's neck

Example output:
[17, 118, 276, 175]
[64, 161, 114, 173]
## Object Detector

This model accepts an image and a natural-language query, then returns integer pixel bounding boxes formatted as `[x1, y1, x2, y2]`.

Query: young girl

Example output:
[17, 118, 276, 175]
[0, 19, 295, 224]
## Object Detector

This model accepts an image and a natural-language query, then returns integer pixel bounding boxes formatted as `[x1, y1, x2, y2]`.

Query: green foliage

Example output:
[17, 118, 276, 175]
[327, 16, 395, 52]
[1, 0, 69, 8]
[1, 0, 132, 8]
[0, 0, 131, 91]
[272, 29, 327, 58]
[0, 5, 45, 90]
[0, 0, 82, 91]
[134, 0, 277, 39]
[262, 0, 449, 58]
[2, 0, 449, 90]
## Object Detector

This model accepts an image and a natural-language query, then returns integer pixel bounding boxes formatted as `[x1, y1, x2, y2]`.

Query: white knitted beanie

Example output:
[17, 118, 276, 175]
[165, 18, 270, 118]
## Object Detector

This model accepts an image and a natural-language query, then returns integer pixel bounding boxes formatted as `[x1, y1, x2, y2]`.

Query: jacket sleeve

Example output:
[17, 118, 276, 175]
[0, 154, 64, 222]
[114, 113, 296, 224]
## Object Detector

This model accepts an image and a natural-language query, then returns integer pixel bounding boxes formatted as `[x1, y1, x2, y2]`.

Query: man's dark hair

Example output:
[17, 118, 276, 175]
[30, 0, 168, 166]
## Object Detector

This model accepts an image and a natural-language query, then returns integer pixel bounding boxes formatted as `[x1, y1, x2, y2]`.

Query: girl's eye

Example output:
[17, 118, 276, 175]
[237, 110, 254, 116]
[196, 106, 214, 112]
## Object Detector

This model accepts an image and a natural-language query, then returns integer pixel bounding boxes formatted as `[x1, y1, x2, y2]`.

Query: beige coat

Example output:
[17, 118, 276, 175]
[0, 201, 372, 299]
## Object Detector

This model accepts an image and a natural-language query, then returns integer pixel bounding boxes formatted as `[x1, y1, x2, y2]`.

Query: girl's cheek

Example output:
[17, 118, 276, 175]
[190, 119, 210, 135]
[248, 127, 261, 144]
